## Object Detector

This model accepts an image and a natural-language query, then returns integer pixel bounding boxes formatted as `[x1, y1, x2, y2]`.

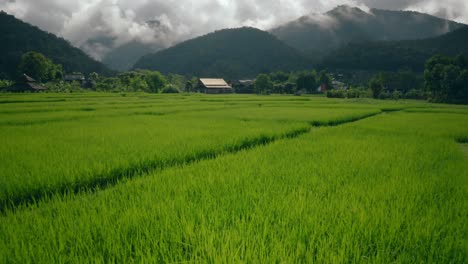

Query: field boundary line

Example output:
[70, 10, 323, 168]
[0, 110, 388, 214]
[0, 106, 243, 126]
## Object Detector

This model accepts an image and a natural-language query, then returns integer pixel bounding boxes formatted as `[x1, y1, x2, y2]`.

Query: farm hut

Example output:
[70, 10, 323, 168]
[198, 78, 233, 94]
[5, 74, 47, 92]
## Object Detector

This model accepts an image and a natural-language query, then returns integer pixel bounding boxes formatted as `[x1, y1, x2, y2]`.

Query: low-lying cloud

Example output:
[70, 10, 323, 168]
[1, 0, 466, 60]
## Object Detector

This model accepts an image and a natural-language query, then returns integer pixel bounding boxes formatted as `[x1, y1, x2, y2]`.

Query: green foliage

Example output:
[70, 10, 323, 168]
[270, 71, 290, 83]
[347, 88, 371, 98]
[18, 52, 63, 82]
[254, 74, 273, 94]
[0, 11, 112, 79]
[161, 85, 180, 94]
[375, 70, 422, 93]
[95, 77, 122, 92]
[0, 79, 13, 89]
[134, 27, 311, 79]
[44, 81, 85, 93]
[369, 75, 384, 99]
[296, 71, 317, 93]
[129, 75, 149, 92]
[88, 72, 99, 82]
[424, 54, 468, 104]
[143, 70, 167, 93]
[270, 82, 296, 94]
[326, 88, 371, 99]
[94, 70, 169, 93]
[185, 81, 194, 92]
[404, 89, 427, 100]
[166, 74, 186, 91]
[326, 89, 346, 98]
[321, 26, 468, 72]
[392, 90, 404, 100]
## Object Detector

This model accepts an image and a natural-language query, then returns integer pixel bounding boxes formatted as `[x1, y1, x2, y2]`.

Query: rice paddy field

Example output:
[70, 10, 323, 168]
[0, 93, 467, 263]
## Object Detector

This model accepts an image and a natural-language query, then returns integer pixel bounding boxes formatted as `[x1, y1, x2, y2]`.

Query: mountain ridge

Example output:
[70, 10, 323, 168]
[133, 27, 311, 79]
[320, 25, 468, 71]
[270, 5, 465, 60]
[0, 11, 113, 79]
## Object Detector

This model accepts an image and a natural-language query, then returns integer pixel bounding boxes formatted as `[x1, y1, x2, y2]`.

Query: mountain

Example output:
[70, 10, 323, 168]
[102, 41, 162, 71]
[133, 27, 311, 79]
[320, 26, 468, 71]
[270, 5, 465, 59]
[0, 11, 113, 80]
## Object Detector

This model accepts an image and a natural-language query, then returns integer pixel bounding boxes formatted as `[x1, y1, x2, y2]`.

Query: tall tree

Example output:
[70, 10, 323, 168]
[369, 75, 384, 98]
[254, 74, 273, 94]
[296, 71, 317, 93]
[424, 54, 468, 104]
[144, 71, 167, 93]
[270, 71, 290, 83]
[18, 52, 62, 82]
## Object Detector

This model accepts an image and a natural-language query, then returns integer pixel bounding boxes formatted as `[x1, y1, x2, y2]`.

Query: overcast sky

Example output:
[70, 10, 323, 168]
[1, 0, 467, 59]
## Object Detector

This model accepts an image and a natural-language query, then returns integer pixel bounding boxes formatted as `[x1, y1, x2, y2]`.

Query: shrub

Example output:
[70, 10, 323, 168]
[326, 89, 346, 98]
[346, 89, 360, 98]
[378, 91, 391, 100]
[404, 89, 426, 100]
[161, 86, 180, 94]
[392, 90, 403, 100]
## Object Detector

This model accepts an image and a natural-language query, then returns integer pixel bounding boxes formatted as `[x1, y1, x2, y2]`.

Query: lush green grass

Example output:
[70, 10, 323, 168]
[0, 94, 388, 209]
[0, 93, 467, 263]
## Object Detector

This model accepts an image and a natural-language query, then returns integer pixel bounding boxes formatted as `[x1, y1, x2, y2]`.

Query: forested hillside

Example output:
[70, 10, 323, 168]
[0, 11, 112, 79]
[133, 27, 311, 79]
[321, 26, 468, 71]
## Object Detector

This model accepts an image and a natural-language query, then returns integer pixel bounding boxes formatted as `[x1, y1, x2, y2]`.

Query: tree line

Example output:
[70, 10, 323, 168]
[1, 51, 467, 104]
[253, 70, 332, 95]
[361, 55, 468, 103]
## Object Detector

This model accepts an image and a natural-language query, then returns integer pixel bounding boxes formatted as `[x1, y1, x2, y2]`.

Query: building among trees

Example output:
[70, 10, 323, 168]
[198, 78, 232, 94]
[64, 72, 85, 84]
[6, 74, 47, 92]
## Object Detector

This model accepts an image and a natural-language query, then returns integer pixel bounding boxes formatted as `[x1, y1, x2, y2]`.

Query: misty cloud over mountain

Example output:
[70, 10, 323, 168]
[1, 0, 467, 60]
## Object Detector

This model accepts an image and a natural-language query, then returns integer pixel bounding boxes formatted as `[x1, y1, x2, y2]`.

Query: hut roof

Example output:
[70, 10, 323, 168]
[5, 74, 46, 92]
[199, 78, 232, 89]
[23, 74, 36, 83]
[64, 72, 85, 81]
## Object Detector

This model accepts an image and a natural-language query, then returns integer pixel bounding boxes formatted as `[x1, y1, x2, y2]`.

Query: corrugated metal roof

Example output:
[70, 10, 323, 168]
[200, 78, 232, 89]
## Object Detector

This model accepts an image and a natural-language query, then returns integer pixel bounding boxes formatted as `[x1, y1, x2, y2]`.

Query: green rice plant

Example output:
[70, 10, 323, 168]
[0, 94, 390, 210]
[0, 111, 466, 263]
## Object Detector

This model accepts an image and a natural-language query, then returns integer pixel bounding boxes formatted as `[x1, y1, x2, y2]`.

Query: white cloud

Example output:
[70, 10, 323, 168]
[405, 0, 468, 24]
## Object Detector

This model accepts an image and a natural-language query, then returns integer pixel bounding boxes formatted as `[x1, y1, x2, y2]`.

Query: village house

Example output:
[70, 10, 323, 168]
[198, 78, 233, 94]
[5, 74, 47, 92]
[64, 72, 85, 84]
[332, 80, 349, 90]
[317, 83, 329, 93]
